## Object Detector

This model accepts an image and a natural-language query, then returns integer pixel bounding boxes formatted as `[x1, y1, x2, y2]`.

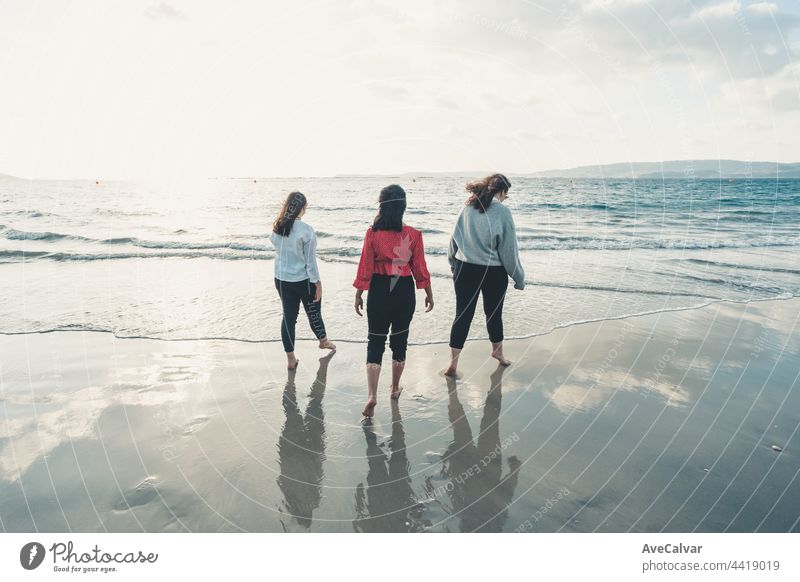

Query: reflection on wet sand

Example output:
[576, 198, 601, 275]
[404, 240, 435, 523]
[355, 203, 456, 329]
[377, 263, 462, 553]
[276, 353, 333, 531]
[353, 400, 429, 532]
[3, 297, 798, 532]
[442, 366, 521, 532]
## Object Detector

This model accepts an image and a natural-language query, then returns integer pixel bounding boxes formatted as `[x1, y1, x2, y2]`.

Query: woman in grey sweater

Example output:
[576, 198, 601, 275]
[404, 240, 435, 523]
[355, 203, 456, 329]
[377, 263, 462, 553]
[445, 174, 525, 377]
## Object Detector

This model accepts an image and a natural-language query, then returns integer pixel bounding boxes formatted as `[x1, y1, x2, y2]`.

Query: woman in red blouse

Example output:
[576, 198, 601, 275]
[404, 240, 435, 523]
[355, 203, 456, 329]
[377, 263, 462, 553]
[354, 184, 434, 417]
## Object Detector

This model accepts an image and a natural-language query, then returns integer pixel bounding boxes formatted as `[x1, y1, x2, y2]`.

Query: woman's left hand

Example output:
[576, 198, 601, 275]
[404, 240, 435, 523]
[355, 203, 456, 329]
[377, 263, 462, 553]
[354, 291, 364, 316]
[313, 281, 322, 302]
[424, 287, 434, 312]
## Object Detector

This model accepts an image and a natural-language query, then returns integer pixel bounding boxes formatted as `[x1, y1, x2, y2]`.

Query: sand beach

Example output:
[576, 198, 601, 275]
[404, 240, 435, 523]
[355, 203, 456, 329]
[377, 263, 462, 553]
[1, 297, 798, 532]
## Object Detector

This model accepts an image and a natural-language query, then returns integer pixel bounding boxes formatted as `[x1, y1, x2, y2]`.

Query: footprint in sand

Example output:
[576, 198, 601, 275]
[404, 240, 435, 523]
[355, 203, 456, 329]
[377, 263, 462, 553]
[181, 415, 210, 436]
[249, 383, 280, 394]
[158, 366, 197, 383]
[113, 477, 160, 511]
[425, 451, 442, 463]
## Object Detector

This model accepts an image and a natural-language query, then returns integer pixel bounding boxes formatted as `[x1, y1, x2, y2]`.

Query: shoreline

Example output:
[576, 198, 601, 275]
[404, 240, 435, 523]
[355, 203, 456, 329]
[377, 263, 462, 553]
[1, 292, 795, 346]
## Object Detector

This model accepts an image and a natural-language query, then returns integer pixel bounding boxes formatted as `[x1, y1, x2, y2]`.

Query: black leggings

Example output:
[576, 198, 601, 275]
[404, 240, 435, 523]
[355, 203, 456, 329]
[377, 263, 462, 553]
[366, 275, 416, 365]
[449, 260, 508, 349]
[275, 278, 327, 352]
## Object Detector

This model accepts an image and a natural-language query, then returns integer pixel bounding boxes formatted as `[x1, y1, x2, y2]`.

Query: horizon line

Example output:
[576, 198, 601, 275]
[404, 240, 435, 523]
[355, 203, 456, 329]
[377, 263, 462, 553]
[2, 158, 799, 182]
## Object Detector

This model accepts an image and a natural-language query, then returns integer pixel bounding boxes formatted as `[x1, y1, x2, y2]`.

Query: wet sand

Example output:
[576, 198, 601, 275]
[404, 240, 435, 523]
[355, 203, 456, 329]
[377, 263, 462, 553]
[1, 297, 799, 532]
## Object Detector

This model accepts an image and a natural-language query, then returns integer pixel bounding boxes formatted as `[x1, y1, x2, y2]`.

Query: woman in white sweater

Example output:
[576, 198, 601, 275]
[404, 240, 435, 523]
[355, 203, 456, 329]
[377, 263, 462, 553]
[270, 191, 336, 369]
[445, 174, 525, 377]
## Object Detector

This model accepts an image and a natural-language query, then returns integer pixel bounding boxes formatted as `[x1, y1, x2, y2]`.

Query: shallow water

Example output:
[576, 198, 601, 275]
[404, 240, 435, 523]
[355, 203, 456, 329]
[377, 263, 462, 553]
[1, 299, 798, 532]
[1, 175, 799, 345]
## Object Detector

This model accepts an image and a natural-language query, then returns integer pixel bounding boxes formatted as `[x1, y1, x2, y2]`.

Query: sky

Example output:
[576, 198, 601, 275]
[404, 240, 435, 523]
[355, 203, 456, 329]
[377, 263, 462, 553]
[0, 0, 798, 179]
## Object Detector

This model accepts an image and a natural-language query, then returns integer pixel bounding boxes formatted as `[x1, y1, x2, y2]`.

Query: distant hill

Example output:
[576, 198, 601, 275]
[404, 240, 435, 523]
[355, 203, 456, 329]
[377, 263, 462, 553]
[340, 161, 800, 179]
[529, 160, 800, 179]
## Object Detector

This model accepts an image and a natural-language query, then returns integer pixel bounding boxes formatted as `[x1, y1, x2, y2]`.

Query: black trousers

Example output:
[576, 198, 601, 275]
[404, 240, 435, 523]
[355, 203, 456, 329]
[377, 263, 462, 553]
[366, 275, 416, 365]
[449, 260, 508, 349]
[274, 278, 327, 352]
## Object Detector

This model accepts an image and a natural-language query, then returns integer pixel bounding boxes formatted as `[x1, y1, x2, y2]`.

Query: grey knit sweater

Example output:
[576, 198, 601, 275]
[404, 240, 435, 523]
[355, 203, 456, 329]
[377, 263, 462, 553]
[448, 201, 526, 289]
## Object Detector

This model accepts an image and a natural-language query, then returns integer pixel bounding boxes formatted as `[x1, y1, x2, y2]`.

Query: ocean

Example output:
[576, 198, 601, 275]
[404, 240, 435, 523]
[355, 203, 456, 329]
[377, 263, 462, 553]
[1, 175, 799, 345]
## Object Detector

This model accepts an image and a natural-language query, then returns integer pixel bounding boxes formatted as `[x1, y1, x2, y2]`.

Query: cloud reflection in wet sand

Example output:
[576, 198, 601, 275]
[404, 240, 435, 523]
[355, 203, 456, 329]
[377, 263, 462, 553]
[0, 345, 216, 482]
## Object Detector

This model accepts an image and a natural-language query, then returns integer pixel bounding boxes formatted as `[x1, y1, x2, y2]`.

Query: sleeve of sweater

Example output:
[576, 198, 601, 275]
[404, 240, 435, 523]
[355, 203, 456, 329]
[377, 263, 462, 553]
[498, 210, 525, 290]
[304, 226, 321, 284]
[447, 211, 462, 273]
[448, 235, 459, 273]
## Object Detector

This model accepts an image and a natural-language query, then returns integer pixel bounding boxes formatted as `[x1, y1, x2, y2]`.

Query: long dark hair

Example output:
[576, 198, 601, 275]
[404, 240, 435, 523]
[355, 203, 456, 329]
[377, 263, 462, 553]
[273, 191, 307, 236]
[372, 184, 406, 231]
[465, 173, 511, 213]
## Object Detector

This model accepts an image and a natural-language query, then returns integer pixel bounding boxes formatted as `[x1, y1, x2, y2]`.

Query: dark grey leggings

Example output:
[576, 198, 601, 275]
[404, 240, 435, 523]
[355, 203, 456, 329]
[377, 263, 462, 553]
[449, 260, 508, 349]
[274, 278, 327, 352]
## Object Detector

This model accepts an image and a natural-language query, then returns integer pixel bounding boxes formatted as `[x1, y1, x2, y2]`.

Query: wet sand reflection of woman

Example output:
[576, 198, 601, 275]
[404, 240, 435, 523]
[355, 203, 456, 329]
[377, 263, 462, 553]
[276, 353, 333, 531]
[353, 401, 429, 532]
[441, 366, 521, 532]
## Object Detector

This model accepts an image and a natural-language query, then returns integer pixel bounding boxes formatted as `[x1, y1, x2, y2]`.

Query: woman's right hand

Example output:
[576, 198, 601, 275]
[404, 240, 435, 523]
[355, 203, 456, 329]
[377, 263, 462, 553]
[354, 291, 364, 316]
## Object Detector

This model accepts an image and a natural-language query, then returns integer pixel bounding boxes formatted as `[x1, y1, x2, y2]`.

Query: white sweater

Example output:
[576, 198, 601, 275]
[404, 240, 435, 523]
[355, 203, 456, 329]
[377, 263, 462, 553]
[270, 220, 321, 283]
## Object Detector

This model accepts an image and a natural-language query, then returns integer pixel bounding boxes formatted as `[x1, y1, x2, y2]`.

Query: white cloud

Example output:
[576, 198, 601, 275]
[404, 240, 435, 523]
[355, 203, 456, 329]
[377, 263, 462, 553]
[0, 0, 797, 178]
[144, 1, 187, 21]
[563, 0, 798, 78]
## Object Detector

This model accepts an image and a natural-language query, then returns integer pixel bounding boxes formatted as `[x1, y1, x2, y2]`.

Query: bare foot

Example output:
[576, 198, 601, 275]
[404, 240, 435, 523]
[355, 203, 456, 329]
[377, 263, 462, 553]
[319, 338, 336, 351]
[287, 356, 299, 370]
[362, 399, 377, 417]
[390, 385, 403, 400]
[445, 348, 461, 379]
[491, 350, 511, 366]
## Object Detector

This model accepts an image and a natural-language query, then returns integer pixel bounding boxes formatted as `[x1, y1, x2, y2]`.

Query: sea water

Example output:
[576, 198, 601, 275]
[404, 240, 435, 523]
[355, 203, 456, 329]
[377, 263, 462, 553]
[1, 175, 798, 344]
